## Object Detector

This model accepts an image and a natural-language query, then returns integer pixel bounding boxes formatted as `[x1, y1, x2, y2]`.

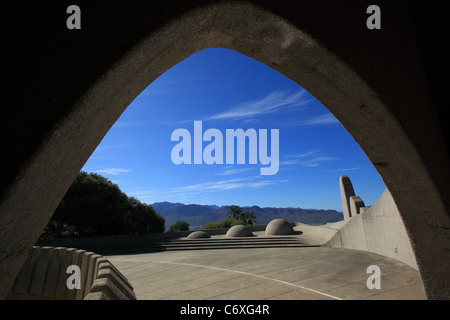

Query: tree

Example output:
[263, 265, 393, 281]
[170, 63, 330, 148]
[125, 197, 165, 234]
[226, 205, 256, 225]
[201, 218, 243, 230]
[242, 211, 256, 225]
[40, 171, 165, 239]
[168, 220, 190, 232]
[201, 205, 256, 230]
[227, 205, 244, 220]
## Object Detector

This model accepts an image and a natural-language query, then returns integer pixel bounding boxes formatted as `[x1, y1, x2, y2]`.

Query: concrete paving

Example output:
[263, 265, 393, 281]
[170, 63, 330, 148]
[107, 246, 426, 300]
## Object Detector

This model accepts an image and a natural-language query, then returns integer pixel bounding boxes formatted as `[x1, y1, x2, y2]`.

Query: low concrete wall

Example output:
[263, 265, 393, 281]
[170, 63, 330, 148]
[325, 188, 419, 271]
[6, 246, 136, 300]
[292, 222, 341, 246]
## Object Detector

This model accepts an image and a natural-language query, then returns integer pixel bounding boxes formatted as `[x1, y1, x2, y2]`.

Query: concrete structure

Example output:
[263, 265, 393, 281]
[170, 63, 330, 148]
[187, 231, 211, 239]
[349, 196, 365, 217]
[108, 247, 426, 300]
[16, 197, 425, 300]
[340, 176, 365, 219]
[226, 225, 254, 238]
[15, 227, 426, 300]
[340, 176, 356, 220]
[265, 219, 295, 236]
[6, 246, 136, 300]
[1, 1, 450, 299]
[325, 177, 419, 271]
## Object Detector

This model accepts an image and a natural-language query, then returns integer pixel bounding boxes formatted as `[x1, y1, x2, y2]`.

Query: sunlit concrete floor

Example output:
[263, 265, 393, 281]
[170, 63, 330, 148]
[107, 247, 426, 300]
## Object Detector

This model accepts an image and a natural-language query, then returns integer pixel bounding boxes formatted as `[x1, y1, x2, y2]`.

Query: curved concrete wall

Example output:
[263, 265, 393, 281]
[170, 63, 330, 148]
[1, 1, 449, 299]
[6, 246, 136, 300]
[327, 188, 419, 271]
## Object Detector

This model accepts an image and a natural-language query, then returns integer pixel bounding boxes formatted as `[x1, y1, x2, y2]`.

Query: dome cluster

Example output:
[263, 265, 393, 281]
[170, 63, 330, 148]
[224, 219, 295, 237]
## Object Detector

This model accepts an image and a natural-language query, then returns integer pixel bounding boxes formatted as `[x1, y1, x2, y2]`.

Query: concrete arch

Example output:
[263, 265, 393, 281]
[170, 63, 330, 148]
[1, 1, 449, 299]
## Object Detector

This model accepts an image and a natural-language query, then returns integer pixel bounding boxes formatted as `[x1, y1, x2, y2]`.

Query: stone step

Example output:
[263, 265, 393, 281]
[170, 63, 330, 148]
[151, 237, 304, 245]
[100, 237, 319, 255]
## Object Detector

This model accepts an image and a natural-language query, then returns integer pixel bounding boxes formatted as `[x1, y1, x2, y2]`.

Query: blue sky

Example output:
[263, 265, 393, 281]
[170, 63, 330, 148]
[81, 48, 386, 211]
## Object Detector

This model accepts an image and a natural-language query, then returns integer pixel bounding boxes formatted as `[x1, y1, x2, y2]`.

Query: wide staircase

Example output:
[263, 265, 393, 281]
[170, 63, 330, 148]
[94, 236, 317, 255]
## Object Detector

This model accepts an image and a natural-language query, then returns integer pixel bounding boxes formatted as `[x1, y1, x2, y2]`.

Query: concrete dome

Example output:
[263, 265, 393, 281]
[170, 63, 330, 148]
[187, 231, 211, 239]
[265, 219, 295, 235]
[226, 225, 254, 237]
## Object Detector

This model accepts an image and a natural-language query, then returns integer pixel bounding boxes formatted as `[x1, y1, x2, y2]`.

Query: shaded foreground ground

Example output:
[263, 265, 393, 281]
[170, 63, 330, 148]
[107, 246, 426, 300]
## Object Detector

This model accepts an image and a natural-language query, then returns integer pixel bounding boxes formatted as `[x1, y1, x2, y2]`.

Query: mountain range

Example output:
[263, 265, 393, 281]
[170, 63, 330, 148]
[151, 201, 344, 230]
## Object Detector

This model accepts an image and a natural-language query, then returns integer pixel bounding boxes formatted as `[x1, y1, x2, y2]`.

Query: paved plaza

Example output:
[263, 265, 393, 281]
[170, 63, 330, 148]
[107, 246, 426, 300]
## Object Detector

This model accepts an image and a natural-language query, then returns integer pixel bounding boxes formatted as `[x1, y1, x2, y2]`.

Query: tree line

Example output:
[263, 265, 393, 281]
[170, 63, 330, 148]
[40, 172, 165, 239]
[171, 205, 257, 231]
[40, 172, 257, 239]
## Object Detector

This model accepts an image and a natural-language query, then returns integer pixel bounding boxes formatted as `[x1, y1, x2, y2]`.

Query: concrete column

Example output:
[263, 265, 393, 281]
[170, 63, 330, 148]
[350, 196, 365, 217]
[11, 247, 40, 295]
[65, 249, 86, 300]
[84, 254, 102, 298]
[42, 247, 65, 298]
[29, 246, 54, 297]
[340, 175, 356, 220]
[55, 248, 76, 299]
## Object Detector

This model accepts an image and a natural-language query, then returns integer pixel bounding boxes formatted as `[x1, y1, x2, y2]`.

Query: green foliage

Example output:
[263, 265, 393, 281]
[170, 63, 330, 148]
[201, 218, 244, 230]
[226, 205, 256, 225]
[168, 220, 190, 232]
[226, 205, 243, 220]
[125, 197, 165, 234]
[40, 172, 165, 239]
[200, 205, 257, 230]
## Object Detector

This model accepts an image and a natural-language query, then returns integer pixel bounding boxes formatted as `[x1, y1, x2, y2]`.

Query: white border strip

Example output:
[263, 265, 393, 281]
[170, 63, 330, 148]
[111, 258, 343, 300]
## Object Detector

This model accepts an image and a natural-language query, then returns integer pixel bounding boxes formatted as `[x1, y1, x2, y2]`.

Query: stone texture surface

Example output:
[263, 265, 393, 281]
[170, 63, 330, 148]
[327, 188, 419, 271]
[226, 225, 254, 238]
[340, 175, 356, 220]
[6, 246, 136, 300]
[108, 247, 427, 300]
[187, 231, 211, 239]
[265, 219, 295, 235]
[349, 196, 365, 217]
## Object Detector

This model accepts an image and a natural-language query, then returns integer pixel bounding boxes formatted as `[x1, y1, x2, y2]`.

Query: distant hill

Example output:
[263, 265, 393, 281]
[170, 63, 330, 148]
[151, 201, 343, 230]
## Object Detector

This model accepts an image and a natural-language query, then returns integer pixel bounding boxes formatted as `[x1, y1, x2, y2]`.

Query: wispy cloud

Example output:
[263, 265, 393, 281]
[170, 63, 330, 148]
[206, 90, 312, 121]
[171, 177, 287, 192]
[281, 150, 338, 168]
[92, 168, 131, 176]
[299, 114, 340, 126]
[219, 167, 256, 176]
[286, 150, 322, 159]
[128, 177, 288, 200]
